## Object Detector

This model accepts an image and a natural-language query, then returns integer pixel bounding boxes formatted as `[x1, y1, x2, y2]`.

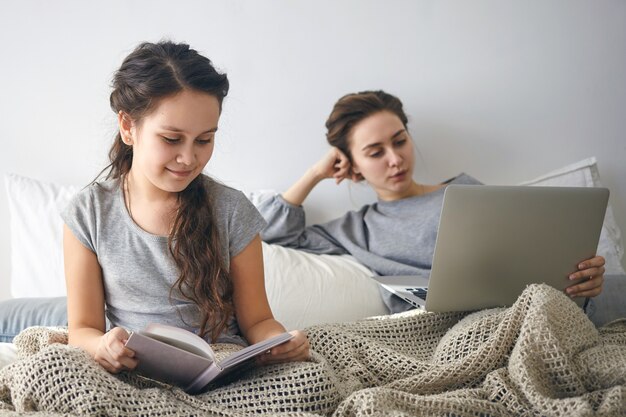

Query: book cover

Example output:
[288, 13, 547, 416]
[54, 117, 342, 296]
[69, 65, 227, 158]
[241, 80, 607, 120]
[125, 323, 294, 394]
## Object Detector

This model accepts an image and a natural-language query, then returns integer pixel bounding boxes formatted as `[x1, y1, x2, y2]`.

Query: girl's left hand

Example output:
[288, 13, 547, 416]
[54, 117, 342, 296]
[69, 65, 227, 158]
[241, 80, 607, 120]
[257, 330, 310, 365]
[565, 255, 605, 298]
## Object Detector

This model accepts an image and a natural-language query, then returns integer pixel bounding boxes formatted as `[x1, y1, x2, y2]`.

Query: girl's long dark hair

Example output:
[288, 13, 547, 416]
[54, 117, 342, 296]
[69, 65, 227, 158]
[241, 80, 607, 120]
[103, 41, 231, 342]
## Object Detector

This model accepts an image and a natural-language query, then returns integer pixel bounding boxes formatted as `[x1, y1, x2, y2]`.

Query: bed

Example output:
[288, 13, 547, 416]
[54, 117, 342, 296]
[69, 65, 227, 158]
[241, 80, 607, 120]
[1, 157, 625, 416]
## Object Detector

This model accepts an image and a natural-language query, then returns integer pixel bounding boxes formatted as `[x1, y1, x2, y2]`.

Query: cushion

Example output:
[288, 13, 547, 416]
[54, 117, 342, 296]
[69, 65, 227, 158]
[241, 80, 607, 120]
[261, 242, 387, 330]
[0, 342, 17, 369]
[5, 174, 79, 298]
[4, 157, 625, 329]
[3, 173, 388, 330]
[519, 157, 625, 275]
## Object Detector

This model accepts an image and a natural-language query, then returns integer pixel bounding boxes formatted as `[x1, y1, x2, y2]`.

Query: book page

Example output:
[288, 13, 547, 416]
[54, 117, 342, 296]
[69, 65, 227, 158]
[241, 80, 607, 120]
[142, 323, 216, 361]
[219, 332, 293, 369]
[125, 332, 214, 390]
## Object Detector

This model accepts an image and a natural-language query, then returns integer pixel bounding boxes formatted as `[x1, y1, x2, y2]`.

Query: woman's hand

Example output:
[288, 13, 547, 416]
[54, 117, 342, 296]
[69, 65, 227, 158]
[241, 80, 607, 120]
[312, 147, 360, 184]
[256, 330, 310, 365]
[94, 327, 138, 374]
[282, 147, 363, 206]
[565, 255, 605, 298]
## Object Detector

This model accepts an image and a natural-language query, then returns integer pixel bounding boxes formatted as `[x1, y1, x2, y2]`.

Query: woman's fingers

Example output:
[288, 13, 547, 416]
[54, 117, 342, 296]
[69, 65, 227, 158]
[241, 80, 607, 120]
[565, 255, 606, 298]
[566, 273, 604, 298]
[569, 266, 606, 282]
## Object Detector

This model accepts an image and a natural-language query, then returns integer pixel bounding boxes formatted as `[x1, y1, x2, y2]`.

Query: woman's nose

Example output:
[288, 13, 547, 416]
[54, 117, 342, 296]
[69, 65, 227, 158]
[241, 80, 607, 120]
[388, 150, 402, 167]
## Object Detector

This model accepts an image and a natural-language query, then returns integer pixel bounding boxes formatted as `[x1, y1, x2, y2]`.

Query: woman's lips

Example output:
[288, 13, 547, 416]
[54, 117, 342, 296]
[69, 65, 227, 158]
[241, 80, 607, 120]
[390, 170, 407, 181]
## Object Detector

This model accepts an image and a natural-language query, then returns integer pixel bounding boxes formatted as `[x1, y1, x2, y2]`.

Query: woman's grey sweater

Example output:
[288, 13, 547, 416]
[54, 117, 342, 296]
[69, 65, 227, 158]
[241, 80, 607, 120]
[258, 173, 481, 312]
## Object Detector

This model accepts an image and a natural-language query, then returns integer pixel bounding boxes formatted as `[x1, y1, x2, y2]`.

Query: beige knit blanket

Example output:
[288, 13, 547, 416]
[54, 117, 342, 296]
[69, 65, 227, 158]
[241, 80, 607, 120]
[0, 284, 625, 416]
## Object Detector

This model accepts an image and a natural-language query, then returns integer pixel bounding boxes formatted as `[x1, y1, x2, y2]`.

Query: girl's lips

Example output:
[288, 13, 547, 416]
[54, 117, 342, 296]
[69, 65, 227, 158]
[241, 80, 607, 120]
[167, 168, 193, 177]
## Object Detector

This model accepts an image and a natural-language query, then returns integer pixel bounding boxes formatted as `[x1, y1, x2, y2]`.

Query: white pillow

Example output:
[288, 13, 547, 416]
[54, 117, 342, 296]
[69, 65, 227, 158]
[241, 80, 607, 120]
[262, 242, 387, 330]
[3, 174, 388, 330]
[519, 157, 625, 275]
[0, 342, 17, 369]
[5, 157, 624, 316]
[5, 174, 79, 298]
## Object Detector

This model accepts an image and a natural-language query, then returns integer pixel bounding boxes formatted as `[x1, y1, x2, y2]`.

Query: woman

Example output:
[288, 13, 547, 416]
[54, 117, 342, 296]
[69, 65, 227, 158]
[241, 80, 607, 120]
[258, 90, 605, 312]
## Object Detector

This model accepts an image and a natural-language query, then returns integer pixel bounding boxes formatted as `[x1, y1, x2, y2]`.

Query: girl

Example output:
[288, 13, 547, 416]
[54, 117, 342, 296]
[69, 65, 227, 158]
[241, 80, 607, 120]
[258, 90, 606, 312]
[62, 41, 309, 374]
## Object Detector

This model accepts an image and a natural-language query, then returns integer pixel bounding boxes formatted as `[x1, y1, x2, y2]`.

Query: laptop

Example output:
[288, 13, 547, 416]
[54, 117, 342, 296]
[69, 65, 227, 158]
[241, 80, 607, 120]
[372, 184, 609, 312]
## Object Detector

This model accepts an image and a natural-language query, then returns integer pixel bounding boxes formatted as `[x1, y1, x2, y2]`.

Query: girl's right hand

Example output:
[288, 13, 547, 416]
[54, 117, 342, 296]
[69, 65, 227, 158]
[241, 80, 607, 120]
[94, 327, 138, 374]
[312, 147, 356, 184]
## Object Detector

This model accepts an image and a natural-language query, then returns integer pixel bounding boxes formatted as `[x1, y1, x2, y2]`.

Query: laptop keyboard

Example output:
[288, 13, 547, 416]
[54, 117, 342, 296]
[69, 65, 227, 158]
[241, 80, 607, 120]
[407, 287, 428, 300]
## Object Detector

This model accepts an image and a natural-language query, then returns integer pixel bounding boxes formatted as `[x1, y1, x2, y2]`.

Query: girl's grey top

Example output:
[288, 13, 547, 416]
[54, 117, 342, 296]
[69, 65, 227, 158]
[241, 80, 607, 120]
[61, 175, 267, 344]
[258, 173, 481, 313]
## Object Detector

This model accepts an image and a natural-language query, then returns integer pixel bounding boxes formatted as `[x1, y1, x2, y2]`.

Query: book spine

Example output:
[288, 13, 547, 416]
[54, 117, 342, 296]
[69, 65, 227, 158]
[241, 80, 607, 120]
[185, 364, 222, 394]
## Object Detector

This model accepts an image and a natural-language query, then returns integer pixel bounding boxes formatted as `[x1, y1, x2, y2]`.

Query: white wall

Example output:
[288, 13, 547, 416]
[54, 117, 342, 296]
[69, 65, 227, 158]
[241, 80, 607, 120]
[1, 0, 625, 300]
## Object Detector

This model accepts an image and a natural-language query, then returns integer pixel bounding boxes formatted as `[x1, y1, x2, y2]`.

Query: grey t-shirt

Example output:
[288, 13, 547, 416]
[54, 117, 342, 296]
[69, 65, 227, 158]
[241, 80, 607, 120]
[62, 175, 266, 344]
[258, 173, 482, 312]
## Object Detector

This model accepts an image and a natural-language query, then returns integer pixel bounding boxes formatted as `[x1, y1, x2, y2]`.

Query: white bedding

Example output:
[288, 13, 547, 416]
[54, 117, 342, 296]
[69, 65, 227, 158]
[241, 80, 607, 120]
[0, 342, 17, 369]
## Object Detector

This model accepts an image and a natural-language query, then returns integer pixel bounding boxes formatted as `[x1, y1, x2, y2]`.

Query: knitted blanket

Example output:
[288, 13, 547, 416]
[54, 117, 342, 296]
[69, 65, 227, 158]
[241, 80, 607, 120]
[0, 284, 624, 416]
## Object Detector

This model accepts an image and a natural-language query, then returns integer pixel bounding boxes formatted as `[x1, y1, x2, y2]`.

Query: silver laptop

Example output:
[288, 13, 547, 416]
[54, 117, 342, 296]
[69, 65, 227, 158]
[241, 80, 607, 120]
[372, 185, 609, 312]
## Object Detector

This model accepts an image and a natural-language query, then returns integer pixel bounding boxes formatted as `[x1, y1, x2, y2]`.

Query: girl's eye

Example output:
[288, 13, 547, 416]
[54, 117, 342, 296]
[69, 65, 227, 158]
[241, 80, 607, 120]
[369, 151, 383, 158]
[394, 138, 407, 147]
[196, 138, 213, 145]
[162, 137, 180, 144]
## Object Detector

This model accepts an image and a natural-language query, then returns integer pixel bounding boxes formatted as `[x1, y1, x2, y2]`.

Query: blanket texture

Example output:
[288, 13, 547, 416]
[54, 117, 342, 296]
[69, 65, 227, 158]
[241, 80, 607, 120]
[0, 284, 625, 416]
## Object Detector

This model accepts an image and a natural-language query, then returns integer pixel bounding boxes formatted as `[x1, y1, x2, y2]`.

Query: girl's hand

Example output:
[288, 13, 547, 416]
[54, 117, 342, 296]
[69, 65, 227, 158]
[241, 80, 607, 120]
[312, 148, 360, 184]
[256, 330, 310, 365]
[94, 327, 138, 374]
[565, 255, 605, 298]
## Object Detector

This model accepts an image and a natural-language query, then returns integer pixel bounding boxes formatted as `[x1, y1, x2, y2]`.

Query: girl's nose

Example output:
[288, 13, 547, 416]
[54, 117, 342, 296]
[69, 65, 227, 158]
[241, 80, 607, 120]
[176, 145, 196, 166]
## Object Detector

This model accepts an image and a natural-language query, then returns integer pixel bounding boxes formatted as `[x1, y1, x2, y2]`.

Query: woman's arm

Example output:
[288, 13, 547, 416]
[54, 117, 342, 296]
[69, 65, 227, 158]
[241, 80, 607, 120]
[282, 147, 354, 206]
[565, 255, 606, 298]
[63, 224, 137, 373]
[230, 235, 309, 363]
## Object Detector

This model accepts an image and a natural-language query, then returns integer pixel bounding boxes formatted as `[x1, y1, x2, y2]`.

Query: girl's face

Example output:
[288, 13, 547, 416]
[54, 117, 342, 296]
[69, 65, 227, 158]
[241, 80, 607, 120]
[123, 89, 221, 196]
[348, 111, 416, 201]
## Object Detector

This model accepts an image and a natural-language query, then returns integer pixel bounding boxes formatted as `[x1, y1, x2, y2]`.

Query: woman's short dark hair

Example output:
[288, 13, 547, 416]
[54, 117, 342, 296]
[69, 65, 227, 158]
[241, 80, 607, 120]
[325, 90, 408, 161]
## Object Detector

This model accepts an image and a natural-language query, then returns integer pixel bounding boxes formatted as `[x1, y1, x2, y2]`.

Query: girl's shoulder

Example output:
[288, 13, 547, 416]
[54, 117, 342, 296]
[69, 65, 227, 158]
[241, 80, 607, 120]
[68, 178, 120, 207]
[202, 175, 245, 199]
[200, 175, 253, 211]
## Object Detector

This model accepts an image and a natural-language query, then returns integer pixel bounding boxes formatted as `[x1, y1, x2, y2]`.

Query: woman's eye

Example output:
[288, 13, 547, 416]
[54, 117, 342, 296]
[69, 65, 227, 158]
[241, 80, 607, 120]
[394, 139, 407, 147]
[196, 138, 213, 145]
[162, 137, 180, 144]
[369, 151, 383, 158]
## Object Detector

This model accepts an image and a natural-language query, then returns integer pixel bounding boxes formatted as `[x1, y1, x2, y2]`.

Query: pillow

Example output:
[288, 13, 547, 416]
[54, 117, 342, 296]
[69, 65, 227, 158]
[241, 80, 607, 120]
[261, 242, 388, 330]
[519, 157, 626, 275]
[5, 158, 625, 316]
[0, 342, 17, 369]
[3, 174, 388, 330]
[5, 174, 79, 298]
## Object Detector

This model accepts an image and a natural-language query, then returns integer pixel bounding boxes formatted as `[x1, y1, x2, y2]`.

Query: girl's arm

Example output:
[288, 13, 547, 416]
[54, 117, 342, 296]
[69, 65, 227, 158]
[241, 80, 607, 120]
[230, 234, 309, 363]
[63, 225, 137, 373]
[282, 147, 354, 206]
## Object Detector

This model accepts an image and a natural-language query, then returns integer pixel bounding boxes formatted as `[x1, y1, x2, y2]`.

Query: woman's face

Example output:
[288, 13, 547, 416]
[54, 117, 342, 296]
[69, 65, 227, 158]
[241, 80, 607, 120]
[348, 110, 416, 201]
[123, 89, 221, 197]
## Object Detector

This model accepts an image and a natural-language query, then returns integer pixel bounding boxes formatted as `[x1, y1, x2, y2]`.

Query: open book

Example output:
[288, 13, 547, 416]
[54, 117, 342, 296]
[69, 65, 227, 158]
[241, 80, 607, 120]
[124, 323, 294, 394]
